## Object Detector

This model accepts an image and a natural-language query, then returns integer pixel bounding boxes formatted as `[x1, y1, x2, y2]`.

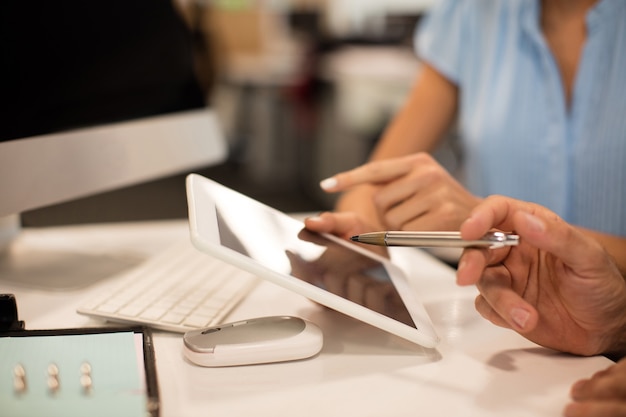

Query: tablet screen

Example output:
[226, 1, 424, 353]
[213, 201, 416, 328]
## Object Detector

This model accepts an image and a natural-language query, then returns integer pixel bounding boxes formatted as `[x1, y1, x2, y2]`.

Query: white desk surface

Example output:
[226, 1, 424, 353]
[1, 219, 612, 417]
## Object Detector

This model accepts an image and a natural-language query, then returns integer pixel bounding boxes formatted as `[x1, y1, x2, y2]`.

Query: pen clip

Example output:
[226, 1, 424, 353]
[482, 231, 520, 249]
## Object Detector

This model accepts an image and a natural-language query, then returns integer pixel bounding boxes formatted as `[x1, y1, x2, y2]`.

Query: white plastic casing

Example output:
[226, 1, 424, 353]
[183, 316, 323, 367]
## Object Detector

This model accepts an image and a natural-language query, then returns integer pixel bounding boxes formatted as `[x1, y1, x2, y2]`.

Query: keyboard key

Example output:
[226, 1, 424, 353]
[183, 316, 213, 328]
[162, 312, 186, 324]
[140, 307, 167, 320]
[96, 303, 122, 314]
[118, 305, 145, 317]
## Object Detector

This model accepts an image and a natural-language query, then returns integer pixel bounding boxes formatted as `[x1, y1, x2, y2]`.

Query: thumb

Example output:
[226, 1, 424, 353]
[512, 211, 607, 273]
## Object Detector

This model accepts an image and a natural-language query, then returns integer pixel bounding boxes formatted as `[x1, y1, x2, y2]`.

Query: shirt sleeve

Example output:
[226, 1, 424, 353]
[415, 0, 473, 85]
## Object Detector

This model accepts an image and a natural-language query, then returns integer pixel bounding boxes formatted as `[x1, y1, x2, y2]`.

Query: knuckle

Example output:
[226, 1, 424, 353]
[372, 192, 387, 210]
[435, 201, 465, 229]
[364, 161, 386, 177]
[384, 214, 402, 230]
[411, 152, 434, 164]
[421, 165, 447, 184]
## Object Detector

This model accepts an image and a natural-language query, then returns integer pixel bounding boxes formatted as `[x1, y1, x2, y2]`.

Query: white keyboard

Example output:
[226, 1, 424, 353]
[77, 239, 258, 332]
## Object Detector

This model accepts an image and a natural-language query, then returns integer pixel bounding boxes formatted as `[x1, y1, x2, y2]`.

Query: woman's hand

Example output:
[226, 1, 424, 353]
[321, 153, 482, 231]
[303, 211, 372, 241]
[303, 211, 387, 258]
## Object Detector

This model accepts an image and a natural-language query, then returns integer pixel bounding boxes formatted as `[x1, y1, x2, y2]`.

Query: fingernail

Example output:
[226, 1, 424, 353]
[460, 217, 469, 226]
[511, 308, 530, 329]
[460, 214, 480, 233]
[320, 177, 338, 190]
[457, 257, 466, 271]
[522, 212, 546, 233]
[455, 259, 470, 286]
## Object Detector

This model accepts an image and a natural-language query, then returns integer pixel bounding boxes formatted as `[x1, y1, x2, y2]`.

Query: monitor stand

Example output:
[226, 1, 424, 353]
[0, 215, 144, 290]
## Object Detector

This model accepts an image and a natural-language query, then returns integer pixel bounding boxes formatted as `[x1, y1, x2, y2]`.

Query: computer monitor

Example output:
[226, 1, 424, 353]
[0, 1, 227, 287]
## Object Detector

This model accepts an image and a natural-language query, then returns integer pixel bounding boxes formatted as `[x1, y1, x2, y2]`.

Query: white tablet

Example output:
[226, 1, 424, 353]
[185, 174, 439, 348]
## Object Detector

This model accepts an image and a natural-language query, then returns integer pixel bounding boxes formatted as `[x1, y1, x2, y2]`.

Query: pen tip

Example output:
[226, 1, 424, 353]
[350, 235, 359, 242]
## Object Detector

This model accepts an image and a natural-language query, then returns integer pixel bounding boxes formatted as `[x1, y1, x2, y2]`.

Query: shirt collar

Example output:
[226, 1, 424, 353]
[587, 0, 625, 31]
[520, 0, 543, 45]
[521, 0, 624, 38]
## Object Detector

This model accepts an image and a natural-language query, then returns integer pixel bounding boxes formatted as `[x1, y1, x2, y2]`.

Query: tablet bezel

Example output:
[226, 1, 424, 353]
[185, 173, 439, 348]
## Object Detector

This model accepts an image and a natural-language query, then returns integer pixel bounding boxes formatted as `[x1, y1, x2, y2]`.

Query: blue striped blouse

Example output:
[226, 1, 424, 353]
[416, 0, 626, 236]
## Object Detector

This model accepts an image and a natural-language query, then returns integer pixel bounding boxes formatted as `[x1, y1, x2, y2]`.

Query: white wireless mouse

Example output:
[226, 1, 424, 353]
[183, 316, 323, 367]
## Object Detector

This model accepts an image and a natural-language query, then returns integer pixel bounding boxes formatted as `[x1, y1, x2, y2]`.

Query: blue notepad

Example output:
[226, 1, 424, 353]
[0, 327, 158, 417]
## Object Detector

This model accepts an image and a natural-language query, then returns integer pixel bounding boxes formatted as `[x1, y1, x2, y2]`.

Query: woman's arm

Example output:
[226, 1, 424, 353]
[334, 63, 459, 227]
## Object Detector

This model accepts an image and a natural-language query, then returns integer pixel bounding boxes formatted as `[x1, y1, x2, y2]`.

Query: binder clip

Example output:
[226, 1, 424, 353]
[0, 294, 25, 331]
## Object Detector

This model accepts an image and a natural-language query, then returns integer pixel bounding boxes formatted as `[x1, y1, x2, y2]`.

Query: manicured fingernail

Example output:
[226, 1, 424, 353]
[511, 308, 530, 329]
[522, 212, 546, 233]
[320, 177, 338, 190]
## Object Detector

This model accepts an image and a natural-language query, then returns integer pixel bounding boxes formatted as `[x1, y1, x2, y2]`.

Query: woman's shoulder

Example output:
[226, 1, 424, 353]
[425, 0, 527, 25]
[417, 0, 530, 82]
[420, 0, 529, 46]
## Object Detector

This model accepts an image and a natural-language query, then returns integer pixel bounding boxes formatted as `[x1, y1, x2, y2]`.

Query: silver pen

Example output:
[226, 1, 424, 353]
[350, 231, 519, 249]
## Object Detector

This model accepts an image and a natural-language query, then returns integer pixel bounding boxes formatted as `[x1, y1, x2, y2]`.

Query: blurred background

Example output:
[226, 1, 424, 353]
[23, 0, 446, 225]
